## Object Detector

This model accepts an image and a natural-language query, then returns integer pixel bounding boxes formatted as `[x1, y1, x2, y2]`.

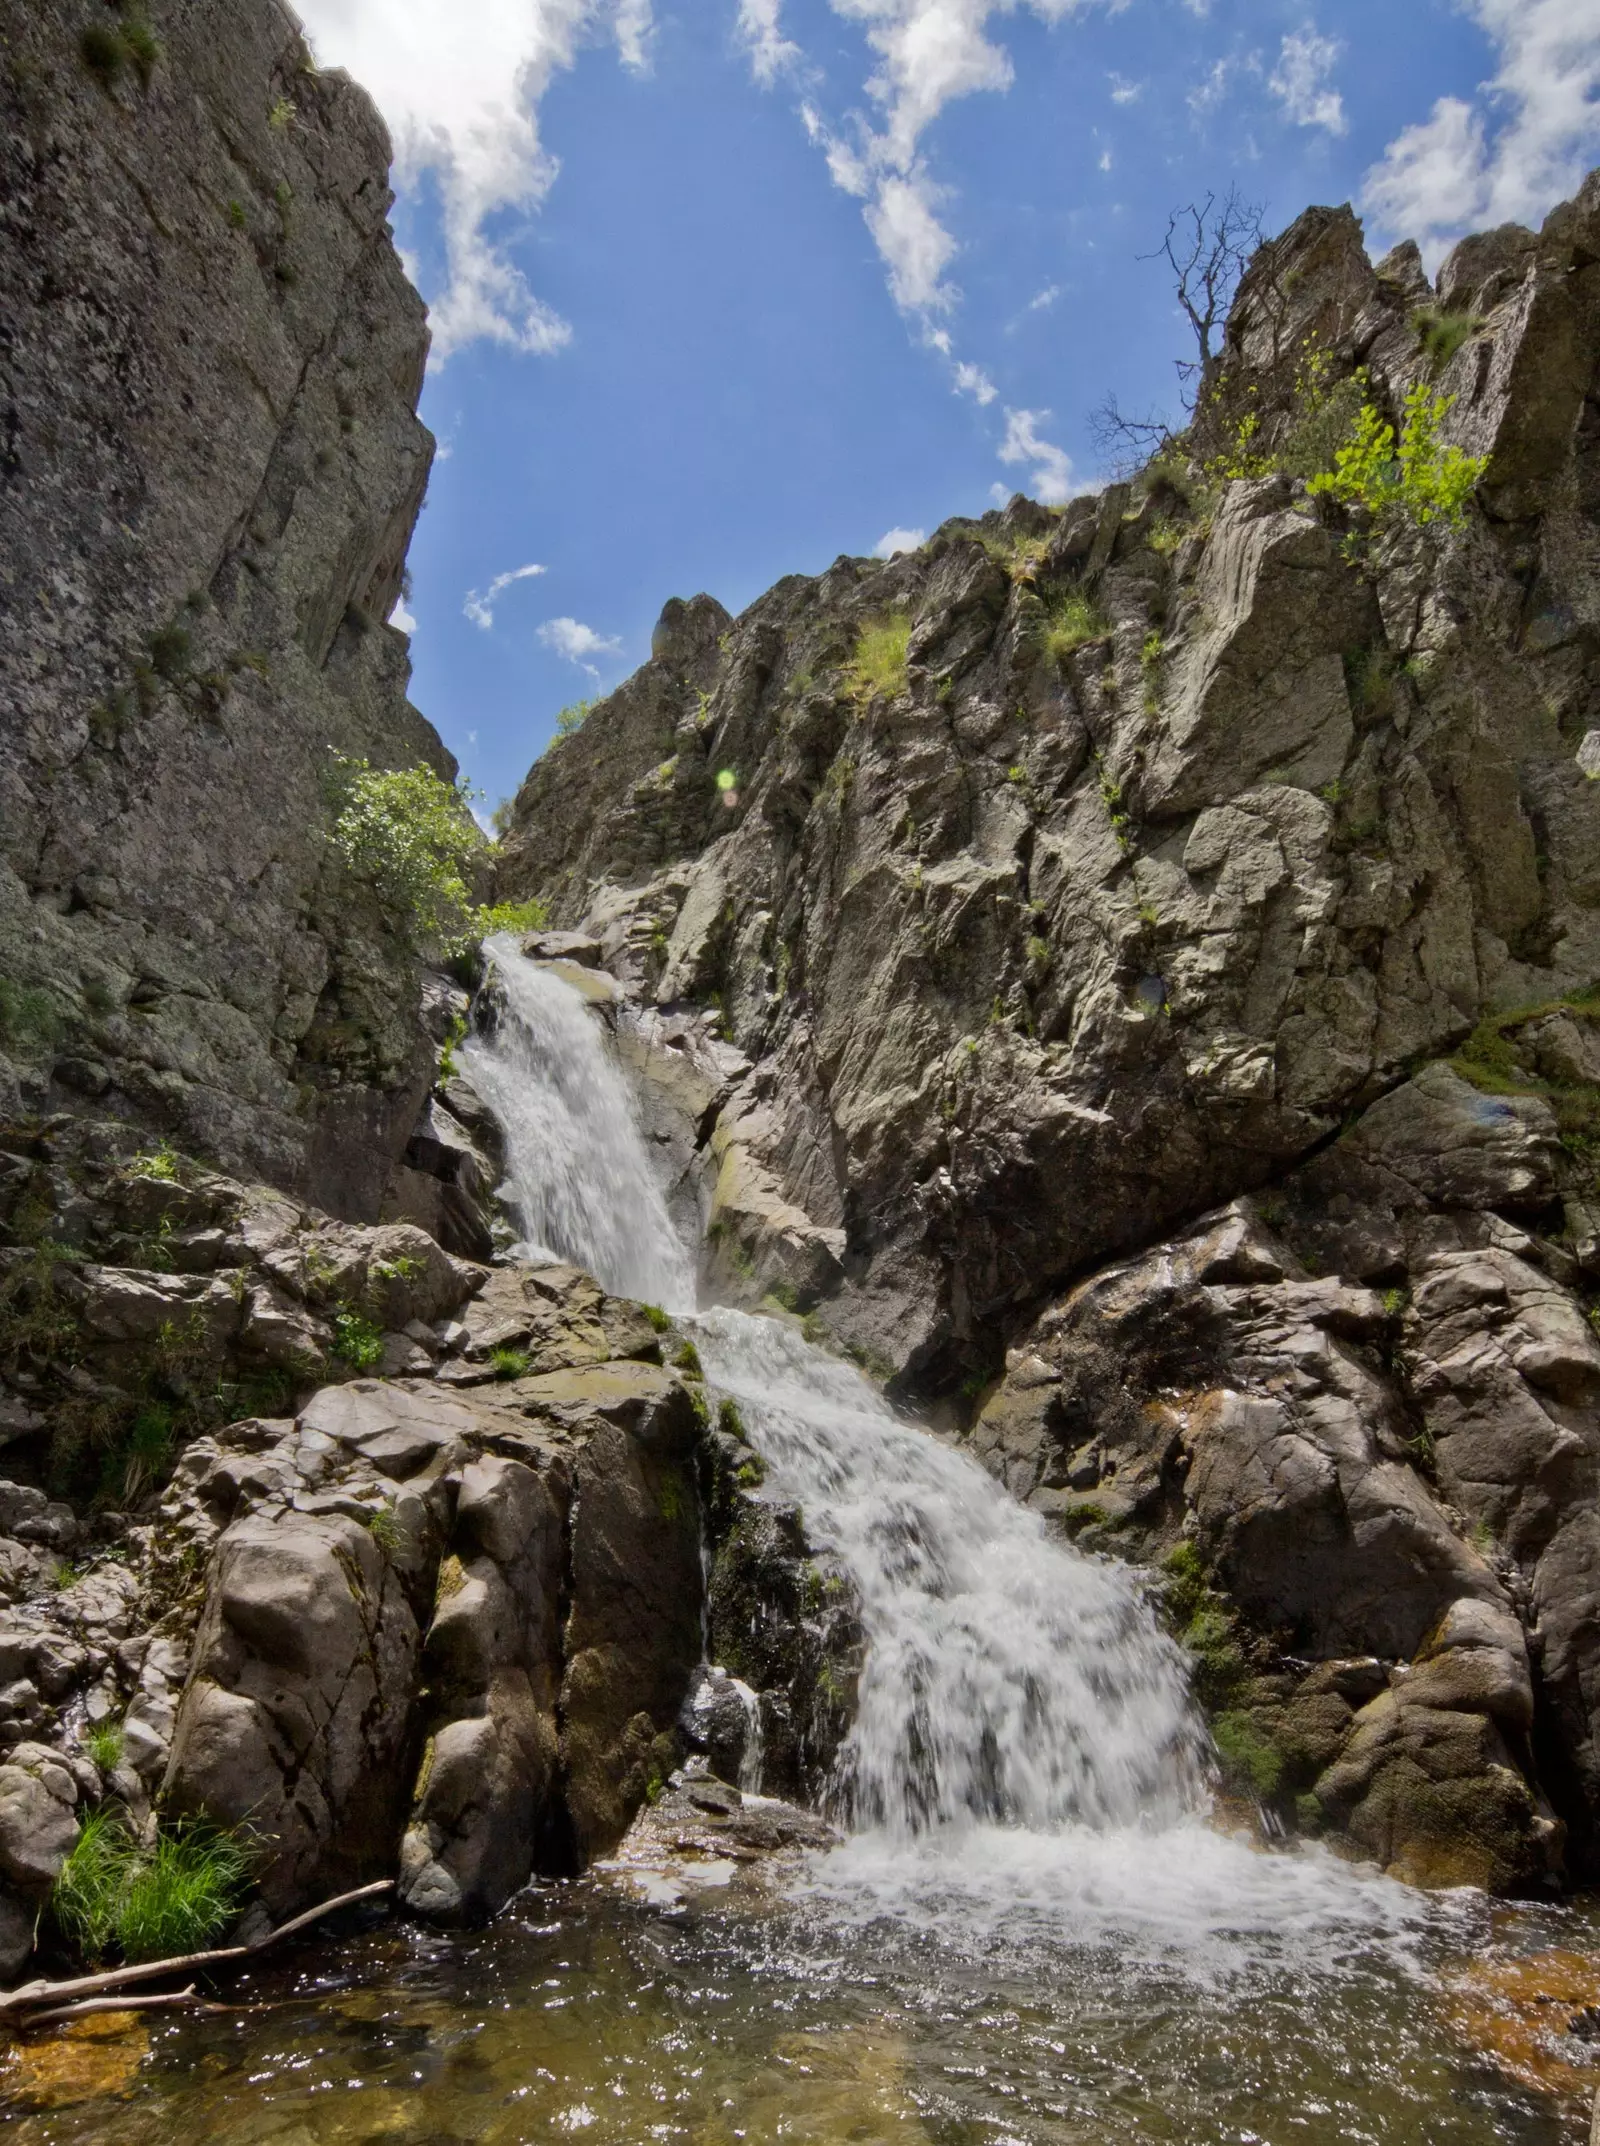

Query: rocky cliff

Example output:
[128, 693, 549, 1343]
[496, 176, 1600, 1889]
[0, 0, 446, 1219]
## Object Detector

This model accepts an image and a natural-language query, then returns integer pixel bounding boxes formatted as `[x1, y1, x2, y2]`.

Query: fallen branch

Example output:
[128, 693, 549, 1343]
[19, 1986, 233, 2029]
[0, 1876, 394, 2022]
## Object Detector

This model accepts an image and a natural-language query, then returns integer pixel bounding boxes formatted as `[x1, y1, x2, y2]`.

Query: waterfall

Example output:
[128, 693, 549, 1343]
[474, 941, 1207, 1841]
[464, 936, 695, 1312]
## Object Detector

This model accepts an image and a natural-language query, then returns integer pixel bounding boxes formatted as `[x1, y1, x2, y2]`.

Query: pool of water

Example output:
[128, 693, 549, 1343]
[5, 1834, 1599, 2146]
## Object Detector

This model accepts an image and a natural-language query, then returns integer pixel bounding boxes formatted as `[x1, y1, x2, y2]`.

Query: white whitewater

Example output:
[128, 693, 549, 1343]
[464, 936, 694, 1310]
[473, 943, 1446, 1973]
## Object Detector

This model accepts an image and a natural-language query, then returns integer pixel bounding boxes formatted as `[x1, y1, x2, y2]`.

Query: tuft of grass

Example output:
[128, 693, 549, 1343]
[718, 1397, 748, 1441]
[847, 614, 912, 703]
[0, 977, 61, 1054]
[643, 1304, 672, 1333]
[1412, 306, 1479, 370]
[1212, 1711, 1284, 1802]
[488, 1345, 530, 1382]
[332, 1310, 384, 1372]
[363, 1501, 402, 1557]
[80, 22, 127, 87]
[674, 1339, 705, 1380]
[1041, 590, 1112, 665]
[116, 1823, 252, 1962]
[83, 1720, 125, 1777]
[267, 95, 295, 130]
[125, 1140, 179, 1183]
[51, 1810, 127, 1962]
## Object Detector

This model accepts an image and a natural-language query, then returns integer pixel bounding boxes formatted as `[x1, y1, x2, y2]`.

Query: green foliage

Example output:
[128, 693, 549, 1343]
[437, 1013, 467, 1083]
[643, 1304, 672, 1333]
[765, 1279, 800, 1314]
[848, 614, 912, 703]
[488, 1346, 530, 1382]
[1307, 384, 1487, 534]
[478, 897, 550, 938]
[125, 1140, 180, 1183]
[0, 977, 61, 1056]
[267, 95, 294, 129]
[1095, 755, 1133, 853]
[115, 1402, 176, 1503]
[80, 8, 160, 91]
[1140, 632, 1164, 669]
[674, 1339, 705, 1380]
[1212, 1710, 1284, 1801]
[52, 1813, 250, 1965]
[1025, 934, 1052, 972]
[329, 757, 488, 957]
[1412, 306, 1479, 370]
[225, 197, 248, 229]
[1041, 590, 1111, 665]
[363, 1502, 402, 1556]
[554, 698, 597, 739]
[1381, 1286, 1409, 1318]
[717, 1397, 748, 1441]
[332, 1310, 384, 1372]
[83, 1720, 125, 1776]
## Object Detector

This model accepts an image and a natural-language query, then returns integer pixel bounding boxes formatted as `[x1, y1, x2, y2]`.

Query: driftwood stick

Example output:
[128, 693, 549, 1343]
[0, 1877, 394, 2019]
[18, 1986, 227, 2028]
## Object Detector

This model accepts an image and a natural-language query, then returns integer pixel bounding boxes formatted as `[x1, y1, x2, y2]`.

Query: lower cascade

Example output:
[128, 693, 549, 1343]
[471, 942, 1441, 1965]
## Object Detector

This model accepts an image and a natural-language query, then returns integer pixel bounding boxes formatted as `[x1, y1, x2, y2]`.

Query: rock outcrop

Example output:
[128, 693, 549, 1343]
[494, 174, 1600, 1889]
[0, 0, 446, 1218]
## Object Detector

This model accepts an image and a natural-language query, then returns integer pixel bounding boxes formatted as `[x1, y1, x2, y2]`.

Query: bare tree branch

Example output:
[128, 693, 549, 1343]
[1089, 394, 1177, 476]
[1140, 187, 1265, 403]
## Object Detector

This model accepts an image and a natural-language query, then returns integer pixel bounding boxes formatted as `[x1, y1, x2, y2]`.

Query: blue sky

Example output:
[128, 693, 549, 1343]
[295, 0, 1600, 817]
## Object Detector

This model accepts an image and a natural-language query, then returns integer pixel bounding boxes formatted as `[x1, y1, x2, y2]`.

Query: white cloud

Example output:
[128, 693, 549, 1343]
[538, 616, 623, 674]
[1098, 147, 1112, 170]
[738, 0, 802, 84]
[1027, 283, 1061, 311]
[954, 358, 998, 402]
[1363, 0, 1600, 261]
[998, 406, 1075, 504]
[294, 0, 651, 361]
[1187, 56, 1231, 115]
[1108, 72, 1142, 104]
[389, 596, 418, 634]
[463, 561, 547, 630]
[874, 526, 927, 555]
[866, 165, 959, 309]
[1268, 26, 1346, 136]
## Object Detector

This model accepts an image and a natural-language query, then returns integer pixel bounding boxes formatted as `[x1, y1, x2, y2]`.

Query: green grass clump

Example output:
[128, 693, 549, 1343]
[643, 1304, 672, 1333]
[53, 1813, 250, 1964]
[674, 1339, 705, 1380]
[1041, 590, 1111, 665]
[848, 614, 912, 703]
[332, 1310, 384, 1372]
[1412, 306, 1479, 370]
[0, 977, 61, 1055]
[488, 1345, 530, 1382]
[83, 1721, 125, 1776]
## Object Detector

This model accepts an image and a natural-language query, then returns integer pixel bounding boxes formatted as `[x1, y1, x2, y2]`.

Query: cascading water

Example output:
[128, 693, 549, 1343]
[471, 939, 1451, 1974]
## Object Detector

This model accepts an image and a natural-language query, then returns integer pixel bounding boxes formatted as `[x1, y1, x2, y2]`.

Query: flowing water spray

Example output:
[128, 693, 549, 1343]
[473, 944, 1451, 1973]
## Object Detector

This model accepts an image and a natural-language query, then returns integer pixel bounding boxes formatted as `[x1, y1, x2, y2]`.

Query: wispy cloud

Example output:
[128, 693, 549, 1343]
[954, 358, 998, 403]
[1362, 0, 1600, 263]
[1108, 72, 1142, 105]
[999, 407, 1075, 505]
[538, 616, 623, 677]
[1268, 26, 1346, 136]
[1027, 283, 1061, 312]
[463, 561, 547, 630]
[874, 526, 927, 556]
[738, 0, 802, 84]
[294, 0, 652, 361]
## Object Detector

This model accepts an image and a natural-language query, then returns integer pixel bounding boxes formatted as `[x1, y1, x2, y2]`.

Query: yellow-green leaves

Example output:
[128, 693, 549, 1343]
[1307, 384, 1486, 534]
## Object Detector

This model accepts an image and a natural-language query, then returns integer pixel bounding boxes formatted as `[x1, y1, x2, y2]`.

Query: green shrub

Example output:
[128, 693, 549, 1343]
[363, 1501, 402, 1556]
[332, 1310, 384, 1371]
[1308, 384, 1486, 534]
[80, 22, 127, 86]
[267, 95, 294, 130]
[555, 698, 596, 739]
[643, 1304, 672, 1333]
[488, 1346, 530, 1382]
[848, 614, 912, 703]
[478, 897, 550, 937]
[437, 1012, 467, 1083]
[51, 1810, 127, 1961]
[674, 1339, 704, 1380]
[1042, 591, 1111, 665]
[329, 756, 487, 957]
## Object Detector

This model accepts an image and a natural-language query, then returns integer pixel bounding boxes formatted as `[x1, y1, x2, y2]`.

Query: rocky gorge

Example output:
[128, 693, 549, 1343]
[5, 0, 1600, 2124]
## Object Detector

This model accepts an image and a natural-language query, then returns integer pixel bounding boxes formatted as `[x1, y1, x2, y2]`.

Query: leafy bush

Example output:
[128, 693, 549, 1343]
[555, 698, 596, 739]
[332, 1309, 384, 1371]
[478, 897, 550, 937]
[330, 757, 487, 956]
[52, 1813, 249, 1964]
[1308, 384, 1486, 534]
[848, 614, 912, 703]
[1042, 591, 1111, 665]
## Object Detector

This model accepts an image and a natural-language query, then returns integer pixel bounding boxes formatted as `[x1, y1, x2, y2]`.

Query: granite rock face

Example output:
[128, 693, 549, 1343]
[494, 175, 1600, 1888]
[0, 0, 447, 1218]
